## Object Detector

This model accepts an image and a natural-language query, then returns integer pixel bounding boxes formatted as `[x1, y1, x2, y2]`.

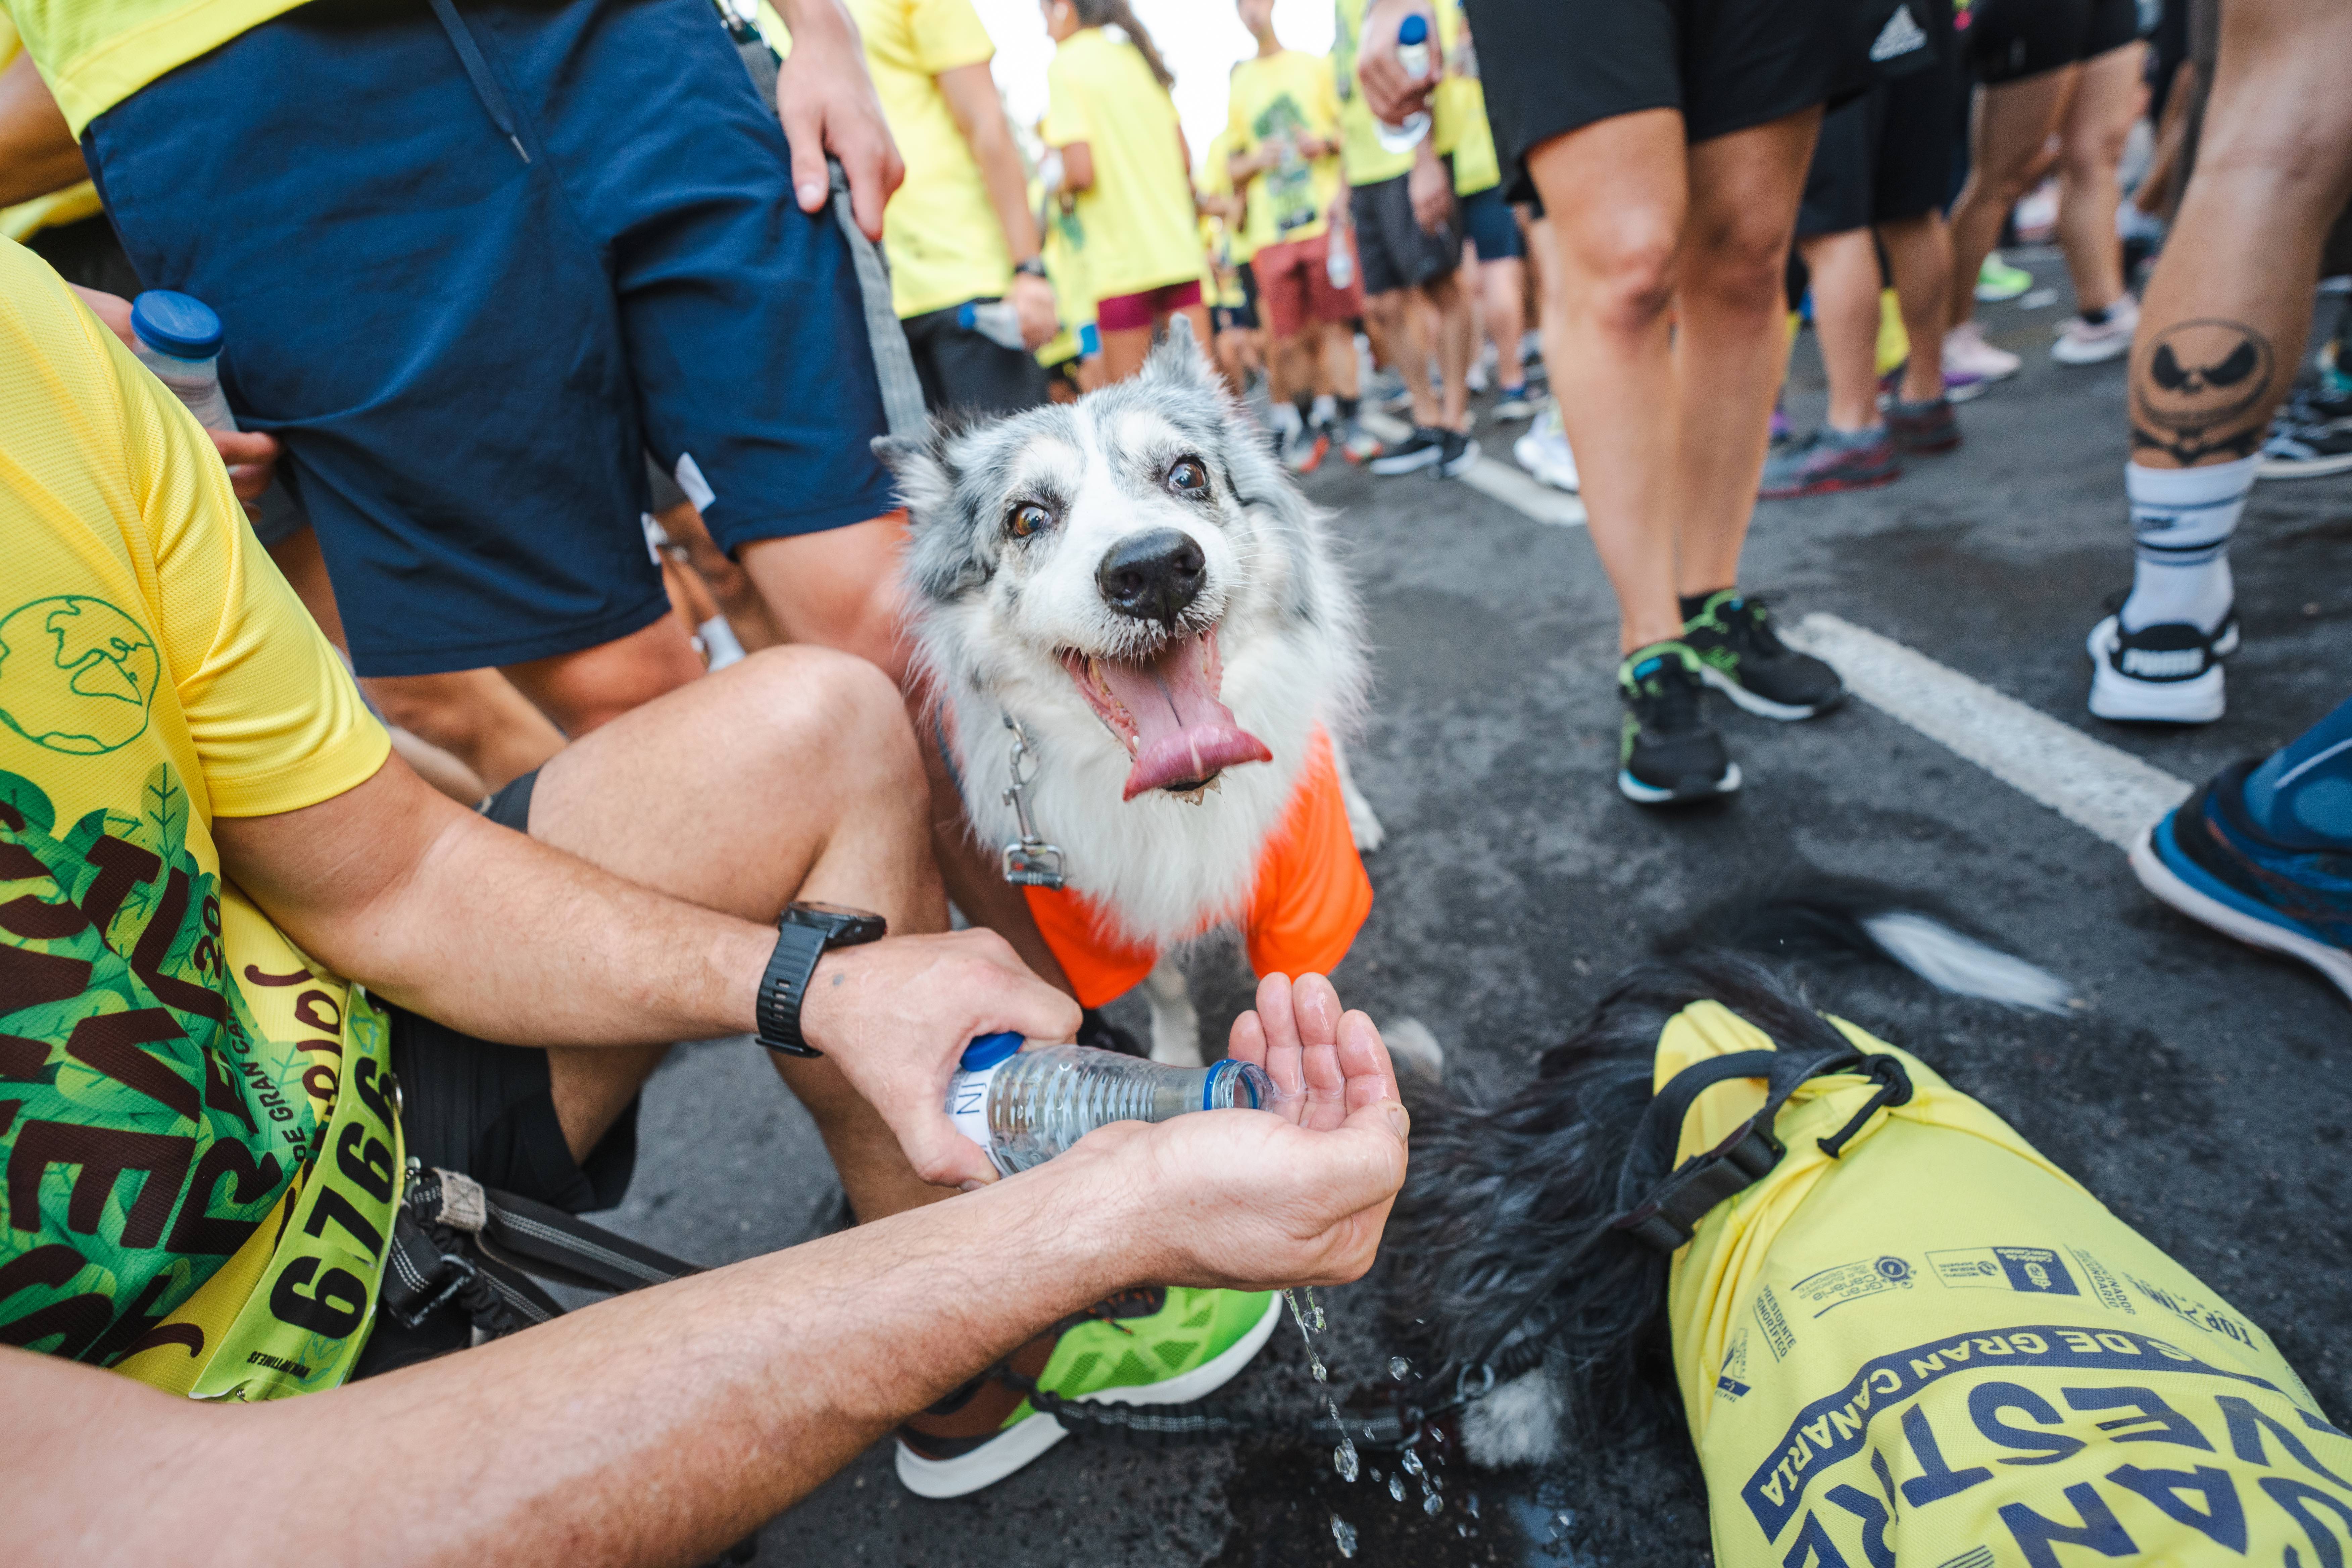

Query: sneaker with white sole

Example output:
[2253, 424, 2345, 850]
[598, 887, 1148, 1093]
[895, 1287, 1280, 1498]
[1976, 253, 2034, 303]
[1491, 384, 1538, 422]
[1619, 644, 1739, 804]
[2052, 293, 2139, 366]
[1435, 428, 1480, 477]
[2085, 594, 2239, 724]
[1679, 591, 1845, 720]
[1512, 407, 1579, 491]
[1943, 319, 2022, 386]
[1369, 425, 1444, 475]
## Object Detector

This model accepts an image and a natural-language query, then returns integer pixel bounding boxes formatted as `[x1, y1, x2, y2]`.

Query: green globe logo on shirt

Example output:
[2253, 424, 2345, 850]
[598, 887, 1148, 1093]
[0, 596, 161, 755]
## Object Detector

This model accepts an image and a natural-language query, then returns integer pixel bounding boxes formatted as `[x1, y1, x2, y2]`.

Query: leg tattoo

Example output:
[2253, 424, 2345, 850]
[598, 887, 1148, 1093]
[2131, 317, 2277, 464]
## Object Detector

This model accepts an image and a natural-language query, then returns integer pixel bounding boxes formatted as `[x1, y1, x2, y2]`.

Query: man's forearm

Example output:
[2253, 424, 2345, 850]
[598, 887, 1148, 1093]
[6, 1164, 1134, 1566]
[972, 116, 1042, 263]
[0, 50, 89, 209]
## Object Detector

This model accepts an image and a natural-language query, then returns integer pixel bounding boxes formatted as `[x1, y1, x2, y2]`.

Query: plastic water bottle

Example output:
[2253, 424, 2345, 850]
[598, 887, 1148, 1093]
[958, 299, 1029, 351]
[946, 1033, 1277, 1175]
[130, 290, 238, 432]
[1326, 235, 1356, 291]
[1374, 13, 1433, 153]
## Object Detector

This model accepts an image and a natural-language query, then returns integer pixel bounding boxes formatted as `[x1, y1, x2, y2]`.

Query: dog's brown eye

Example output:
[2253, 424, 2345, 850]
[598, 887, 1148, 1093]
[1008, 503, 1051, 539]
[1167, 458, 1208, 495]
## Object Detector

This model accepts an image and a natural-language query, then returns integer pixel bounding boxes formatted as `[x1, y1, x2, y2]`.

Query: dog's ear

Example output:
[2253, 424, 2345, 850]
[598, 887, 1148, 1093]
[875, 429, 992, 601]
[1140, 314, 1217, 393]
[873, 430, 956, 525]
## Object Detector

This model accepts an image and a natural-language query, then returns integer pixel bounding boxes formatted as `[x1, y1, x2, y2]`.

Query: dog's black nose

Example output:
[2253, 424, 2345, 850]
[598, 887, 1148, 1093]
[1097, 529, 1206, 625]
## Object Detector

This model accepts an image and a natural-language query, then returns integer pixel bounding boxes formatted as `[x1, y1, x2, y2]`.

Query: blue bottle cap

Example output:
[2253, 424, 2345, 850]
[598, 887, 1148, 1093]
[960, 1032, 1024, 1072]
[1398, 12, 1428, 44]
[130, 291, 223, 358]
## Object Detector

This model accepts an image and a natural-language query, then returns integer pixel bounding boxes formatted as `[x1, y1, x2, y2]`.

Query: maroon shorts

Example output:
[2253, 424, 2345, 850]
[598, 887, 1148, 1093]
[1251, 231, 1366, 338]
[1095, 279, 1203, 332]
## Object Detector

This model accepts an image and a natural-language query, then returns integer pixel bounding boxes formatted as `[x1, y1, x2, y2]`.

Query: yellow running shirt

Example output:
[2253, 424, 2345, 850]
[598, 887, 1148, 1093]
[1043, 28, 1199, 301]
[846, 0, 1013, 320]
[0, 240, 401, 1400]
[1657, 1002, 2351, 1566]
[1225, 48, 1344, 252]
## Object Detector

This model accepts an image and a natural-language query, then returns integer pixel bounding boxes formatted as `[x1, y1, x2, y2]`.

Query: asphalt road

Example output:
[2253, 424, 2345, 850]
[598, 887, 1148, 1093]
[587, 249, 2351, 1566]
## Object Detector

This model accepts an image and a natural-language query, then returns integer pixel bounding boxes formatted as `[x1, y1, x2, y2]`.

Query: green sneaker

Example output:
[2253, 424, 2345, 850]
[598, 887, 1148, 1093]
[1618, 642, 1738, 804]
[1975, 252, 2034, 304]
[1680, 591, 1846, 721]
[894, 1286, 1281, 1497]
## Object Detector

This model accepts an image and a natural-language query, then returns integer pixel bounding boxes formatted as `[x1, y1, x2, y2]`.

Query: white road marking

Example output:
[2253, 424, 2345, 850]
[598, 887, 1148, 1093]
[1359, 409, 1587, 529]
[1784, 612, 2192, 850]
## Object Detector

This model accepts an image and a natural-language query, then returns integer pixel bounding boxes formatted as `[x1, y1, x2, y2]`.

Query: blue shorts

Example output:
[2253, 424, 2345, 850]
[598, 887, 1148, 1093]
[1460, 184, 1526, 262]
[85, 0, 896, 676]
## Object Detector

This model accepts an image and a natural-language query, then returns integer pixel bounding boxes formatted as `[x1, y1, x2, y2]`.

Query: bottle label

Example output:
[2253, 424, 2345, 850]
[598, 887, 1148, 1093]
[946, 1062, 998, 1147]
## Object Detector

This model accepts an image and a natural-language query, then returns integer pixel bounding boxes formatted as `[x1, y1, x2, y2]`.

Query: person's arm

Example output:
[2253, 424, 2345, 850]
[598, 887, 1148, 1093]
[1057, 140, 1095, 193]
[772, 0, 904, 240]
[0, 978, 1408, 1567]
[1407, 135, 1451, 233]
[936, 61, 1056, 349]
[1353, 0, 1442, 127]
[211, 754, 1078, 1188]
[0, 49, 85, 208]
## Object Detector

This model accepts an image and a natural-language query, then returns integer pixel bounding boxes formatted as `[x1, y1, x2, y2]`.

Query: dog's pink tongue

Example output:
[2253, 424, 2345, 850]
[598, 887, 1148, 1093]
[1097, 636, 1272, 800]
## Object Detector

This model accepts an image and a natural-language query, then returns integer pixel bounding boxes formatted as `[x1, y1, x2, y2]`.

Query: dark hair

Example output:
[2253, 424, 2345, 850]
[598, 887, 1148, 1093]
[1072, 0, 1176, 91]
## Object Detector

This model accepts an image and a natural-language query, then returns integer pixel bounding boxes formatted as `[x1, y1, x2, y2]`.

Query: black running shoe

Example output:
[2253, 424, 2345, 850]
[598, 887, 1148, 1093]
[1680, 591, 1844, 720]
[1368, 426, 1444, 475]
[1619, 643, 1738, 803]
[1435, 428, 1480, 477]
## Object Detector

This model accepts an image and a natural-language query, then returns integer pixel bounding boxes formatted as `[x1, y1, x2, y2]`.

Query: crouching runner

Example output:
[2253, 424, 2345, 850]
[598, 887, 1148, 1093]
[0, 242, 1411, 1556]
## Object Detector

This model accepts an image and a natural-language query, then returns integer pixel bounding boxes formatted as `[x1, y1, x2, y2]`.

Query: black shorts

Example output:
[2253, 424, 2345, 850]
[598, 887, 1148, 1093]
[1461, 184, 1526, 260]
[1964, 0, 2141, 86]
[900, 302, 1051, 418]
[1217, 261, 1262, 332]
[1350, 174, 1464, 295]
[1469, 0, 1888, 188]
[1797, 0, 1959, 236]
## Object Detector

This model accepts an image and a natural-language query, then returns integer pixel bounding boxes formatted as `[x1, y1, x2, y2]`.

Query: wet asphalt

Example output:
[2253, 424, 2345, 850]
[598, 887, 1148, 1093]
[585, 248, 2351, 1566]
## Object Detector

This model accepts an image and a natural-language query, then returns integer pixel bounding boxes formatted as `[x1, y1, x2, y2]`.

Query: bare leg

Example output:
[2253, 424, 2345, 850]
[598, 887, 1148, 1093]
[1319, 318, 1361, 398]
[1675, 108, 1823, 599]
[1878, 210, 1955, 404]
[2132, 59, 2201, 222]
[1480, 255, 1529, 390]
[1800, 228, 1886, 431]
[1426, 270, 1475, 430]
[1528, 108, 1688, 652]
[1947, 70, 2078, 330]
[361, 670, 567, 792]
[501, 615, 704, 738]
[2056, 41, 2147, 315]
[1100, 325, 1153, 382]
[526, 645, 953, 1219]
[656, 498, 783, 654]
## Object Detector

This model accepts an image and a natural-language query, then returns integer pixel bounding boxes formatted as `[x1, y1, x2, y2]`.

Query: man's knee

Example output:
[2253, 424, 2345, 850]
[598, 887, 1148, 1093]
[1565, 220, 1680, 334]
[731, 644, 927, 805]
[1686, 209, 1793, 317]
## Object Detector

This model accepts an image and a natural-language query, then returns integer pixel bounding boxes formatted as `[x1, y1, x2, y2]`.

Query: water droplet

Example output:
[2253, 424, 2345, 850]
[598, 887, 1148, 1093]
[1311, 1361, 1328, 1382]
[1389, 1356, 1411, 1381]
[1334, 1440, 1359, 1482]
[1457, 1522, 1471, 1537]
[1329, 1514, 1357, 1558]
[1467, 1494, 1481, 1519]
[1401, 1449, 1426, 1477]
[1305, 1285, 1328, 1331]
[1388, 1474, 1406, 1502]
[1423, 1491, 1443, 1516]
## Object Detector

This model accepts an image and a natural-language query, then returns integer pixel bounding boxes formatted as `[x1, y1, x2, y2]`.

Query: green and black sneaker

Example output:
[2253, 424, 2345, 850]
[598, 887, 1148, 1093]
[894, 1286, 1281, 1498]
[1679, 591, 1845, 720]
[1618, 642, 1738, 804]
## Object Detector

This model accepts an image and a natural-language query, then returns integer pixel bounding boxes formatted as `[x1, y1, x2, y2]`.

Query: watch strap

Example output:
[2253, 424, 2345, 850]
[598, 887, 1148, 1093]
[755, 920, 829, 1058]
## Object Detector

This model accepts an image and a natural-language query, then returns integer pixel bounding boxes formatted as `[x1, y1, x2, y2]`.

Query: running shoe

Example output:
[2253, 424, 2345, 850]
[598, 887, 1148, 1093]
[1366, 366, 1408, 410]
[2052, 293, 2139, 366]
[1337, 417, 1384, 464]
[1512, 407, 1580, 492]
[1283, 423, 1331, 475]
[1758, 425, 1901, 499]
[1435, 428, 1480, 478]
[1943, 320, 2022, 387]
[1975, 253, 2034, 303]
[896, 1287, 1281, 1498]
[2085, 591, 2239, 724]
[2131, 761, 2352, 1003]
[2258, 380, 2352, 480]
[1491, 384, 1538, 422]
[1618, 643, 1738, 804]
[1885, 394, 1961, 454]
[1369, 425, 1445, 475]
[1679, 591, 1845, 720]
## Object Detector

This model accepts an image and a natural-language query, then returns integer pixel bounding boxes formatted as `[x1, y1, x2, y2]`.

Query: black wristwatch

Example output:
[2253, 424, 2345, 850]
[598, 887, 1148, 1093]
[755, 901, 887, 1058]
[1012, 256, 1049, 280]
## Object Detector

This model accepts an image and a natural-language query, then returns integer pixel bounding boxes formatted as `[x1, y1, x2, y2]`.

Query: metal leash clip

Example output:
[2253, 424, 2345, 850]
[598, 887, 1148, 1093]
[1000, 715, 1066, 889]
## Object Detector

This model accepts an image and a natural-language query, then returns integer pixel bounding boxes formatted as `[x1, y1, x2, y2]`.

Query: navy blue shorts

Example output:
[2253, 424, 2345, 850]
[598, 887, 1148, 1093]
[85, 0, 896, 677]
[1460, 185, 1525, 262]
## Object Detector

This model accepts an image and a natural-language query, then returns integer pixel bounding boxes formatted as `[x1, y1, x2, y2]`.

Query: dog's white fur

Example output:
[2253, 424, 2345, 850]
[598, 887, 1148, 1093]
[884, 327, 1376, 1062]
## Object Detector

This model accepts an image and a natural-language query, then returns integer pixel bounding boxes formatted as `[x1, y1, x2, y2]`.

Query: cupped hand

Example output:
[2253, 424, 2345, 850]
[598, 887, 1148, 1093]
[774, 1, 904, 241]
[1225, 972, 1398, 1130]
[1354, 0, 1442, 127]
[210, 429, 281, 518]
[795, 928, 1081, 1188]
[1010, 273, 1059, 350]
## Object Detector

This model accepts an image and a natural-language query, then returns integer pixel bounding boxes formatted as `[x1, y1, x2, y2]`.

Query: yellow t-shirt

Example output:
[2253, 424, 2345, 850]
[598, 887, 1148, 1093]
[1200, 127, 1256, 267]
[1655, 1002, 2345, 1567]
[0, 239, 393, 1386]
[5, 0, 306, 137]
[1225, 48, 1344, 252]
[1043, 29, 1199, 301]
[0, 8, 102, 242]
[1332, 0, 1461, 189]
[847, 0, 1013, 320]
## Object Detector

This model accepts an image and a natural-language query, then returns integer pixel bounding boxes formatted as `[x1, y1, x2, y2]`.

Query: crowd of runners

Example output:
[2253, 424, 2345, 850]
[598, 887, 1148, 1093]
[2, 0, 2350, 1555]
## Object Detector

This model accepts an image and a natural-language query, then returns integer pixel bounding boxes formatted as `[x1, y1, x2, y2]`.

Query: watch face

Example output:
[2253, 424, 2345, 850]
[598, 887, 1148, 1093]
[786, 901, 888, 942]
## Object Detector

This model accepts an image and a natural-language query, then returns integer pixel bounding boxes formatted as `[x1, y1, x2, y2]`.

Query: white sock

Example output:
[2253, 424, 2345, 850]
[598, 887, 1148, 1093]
[1268, 399, 1303, 436]
[2120, 456, 2258, 634]
[1309, 393, 1338, 427]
